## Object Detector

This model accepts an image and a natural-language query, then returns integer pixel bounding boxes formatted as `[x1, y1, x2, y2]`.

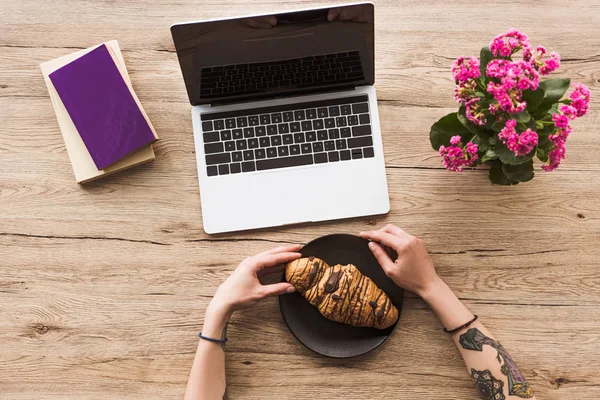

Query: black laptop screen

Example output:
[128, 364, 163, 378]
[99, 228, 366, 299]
[171, 3, 375, 106]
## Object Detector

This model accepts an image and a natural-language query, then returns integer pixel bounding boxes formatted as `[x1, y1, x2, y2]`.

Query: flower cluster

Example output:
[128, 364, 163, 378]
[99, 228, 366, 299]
[432, 29, 592, 184]
[439, 136, 479, 172]
[498, 120, 538, 156]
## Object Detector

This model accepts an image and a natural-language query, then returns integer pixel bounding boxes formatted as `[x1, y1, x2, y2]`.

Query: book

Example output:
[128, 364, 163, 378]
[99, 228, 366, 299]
[40, 41, 157, 183]
[48, 44, 158, 170]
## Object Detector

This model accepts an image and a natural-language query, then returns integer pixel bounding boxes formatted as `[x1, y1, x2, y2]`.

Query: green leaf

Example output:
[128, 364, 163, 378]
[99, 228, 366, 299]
[429, 112, 471, 150]
[489, 160, 519, 185]
[514, 111, 531, 123]
[473, 135, 490, 152]
[537, 147, 549, 162]
[502, 159, 534, 182]
[481, 149, 498, 163]
[522, 87, 545, 111]
[479, 46, 494, 77]
[495, 141, 535, 165]
[491, 120, 505, 132]
[536, 120, 544, 129]
[539, 78, 571, 105]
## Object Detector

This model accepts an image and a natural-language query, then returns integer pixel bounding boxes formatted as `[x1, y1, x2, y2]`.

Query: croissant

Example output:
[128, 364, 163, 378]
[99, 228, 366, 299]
[285, 256, 399, 329]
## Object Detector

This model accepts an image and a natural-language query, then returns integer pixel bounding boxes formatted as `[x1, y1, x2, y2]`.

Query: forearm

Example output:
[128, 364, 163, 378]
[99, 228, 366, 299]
[422, 280, 536, 399]
[184, 305, 231, 400]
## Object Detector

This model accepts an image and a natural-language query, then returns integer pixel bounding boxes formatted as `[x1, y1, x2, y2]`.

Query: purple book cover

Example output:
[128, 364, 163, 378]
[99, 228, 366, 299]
[49, 44, 155, 170]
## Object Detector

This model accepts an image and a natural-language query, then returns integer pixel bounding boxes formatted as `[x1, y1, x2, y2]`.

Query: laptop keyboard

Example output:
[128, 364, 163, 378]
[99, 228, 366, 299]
[200, 95, 374, 177]
[200, 51, 364, 99]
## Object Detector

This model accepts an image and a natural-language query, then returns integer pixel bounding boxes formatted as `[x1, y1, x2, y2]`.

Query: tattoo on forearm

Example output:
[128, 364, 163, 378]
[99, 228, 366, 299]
[471, 368, 505, 400]
[221, 321, 229, 351]
[460, 328, 534, 398]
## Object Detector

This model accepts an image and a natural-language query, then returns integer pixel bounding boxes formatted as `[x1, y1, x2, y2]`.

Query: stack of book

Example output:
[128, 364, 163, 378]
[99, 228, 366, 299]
[41, 41, 159, 184]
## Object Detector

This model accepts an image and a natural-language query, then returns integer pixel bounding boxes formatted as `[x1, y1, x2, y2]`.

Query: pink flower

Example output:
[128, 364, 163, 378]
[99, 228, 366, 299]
[485, 59, 539, 113]
[542, 126, 572, 172]
[439, 138, 479, 172]
[454, 80, 477, 104]
[490, 29, 532, 57]
[452, 56, 481, 83]
[498, 120, 538, 156]
[569, 83, 591, 117]
[526, 46, 561, 75]
[465, 98, 487, 126]
[559, 105, 578, 120]
[552, 113, 569, 128]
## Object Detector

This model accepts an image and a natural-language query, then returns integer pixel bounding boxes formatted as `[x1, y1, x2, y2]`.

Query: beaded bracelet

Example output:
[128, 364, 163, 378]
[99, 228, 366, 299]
[443, 315, 478, 334]
[198, 333, 228, 343]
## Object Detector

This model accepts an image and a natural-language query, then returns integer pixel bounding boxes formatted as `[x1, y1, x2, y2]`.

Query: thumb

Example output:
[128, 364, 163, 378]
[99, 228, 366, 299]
[261, 282, 295, 298]
[368, 241, 396, 274]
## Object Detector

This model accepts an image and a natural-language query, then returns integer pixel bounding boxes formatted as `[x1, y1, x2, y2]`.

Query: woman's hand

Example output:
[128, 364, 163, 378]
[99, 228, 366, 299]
[208, 244, 302, 318]
[360, 225, 441, 297]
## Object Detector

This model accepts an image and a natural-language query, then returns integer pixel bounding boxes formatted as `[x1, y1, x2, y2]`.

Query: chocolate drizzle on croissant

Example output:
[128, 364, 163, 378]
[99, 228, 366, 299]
[285, 257, 399, 329]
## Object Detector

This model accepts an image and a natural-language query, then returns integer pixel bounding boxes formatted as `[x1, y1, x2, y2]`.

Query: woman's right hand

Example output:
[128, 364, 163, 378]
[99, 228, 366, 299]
[360, 224, 441, 297]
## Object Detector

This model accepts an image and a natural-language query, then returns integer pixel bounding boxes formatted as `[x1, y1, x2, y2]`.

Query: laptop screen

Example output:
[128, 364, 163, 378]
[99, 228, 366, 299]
[171, 3, 375, 106]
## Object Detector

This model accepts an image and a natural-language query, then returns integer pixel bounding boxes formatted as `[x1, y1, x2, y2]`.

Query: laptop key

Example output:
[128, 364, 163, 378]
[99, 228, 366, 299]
[352, 103, 369, 114]
[232, 151, 242, 162]
[294, 132, 305, 143]
[218, 164, 230, 175]
[352, 149, 363, 159]
[243, 150, 254, 160]
[237, 117, 248, 127]
[348, 115, 359, 126]
[225, 141, 235, 151]
[259, 137, 270, 147]
[325, 118, 335, 128]
[301, 120, 312, 131]
[202, 121, 213, 131]
[313, 142, 324, 152]
[214, 120, 225, 130]
[359, 113, 370, 124]
[328, 106, 340, 116]
[271, 113, 282, 123]
[328, 128, 340, 139]
[230, 163, 241, 174]
[348, 136, 373, 148]
[278, 123, 289, 134]
[255, 149, 266, 159]
[340, 105, 351, 115]
[225, 118, 236, 129]
[282, 134, 293, 145]
[206, 152, 231, 165]
[203, 132, 220, 143]
[236, 140, 248, 150]
[340, 150, 351, 160]
[328, 151, 340, 162]
[314, 153, 328, 164]
[207, 165, 218, 176]
[341, 127, 351, 138]
[306, 109, 317, 119]
[255, 126, 266, 136]
[301, 143, 312, 154]
[336, 117, 347, 127]
[290, 144, 300, 155]
[267, 125, 278, 135]
[271, 136, 282, 146]
[317, 107, 328, 118]
[205, 142, 224, 154]
[232, 129, 243, 140]
[324, 141, 335, 151]
[363, 147, 375, 158]
[336, 139, 347, 150]
[244, 127, 255, 138]
[294, 110, 306, 120]
[256, 154, 313, 171]
[352, 125, 372, 137]
[248, 115, 259, 126]
[283, 111, 294, 122]
[267, 147, 277, 158]
[290, 122, 301, 133]
[242, 161, 256, 172]
[248, 138, 258, 149]
[278, 146, 289, 157]
[313, 119, 324, 130]
[260, 114, 271, 125]
[220, 130, 232, 141]
[317, 130, 328, 141]
[306, 131, 317, 142]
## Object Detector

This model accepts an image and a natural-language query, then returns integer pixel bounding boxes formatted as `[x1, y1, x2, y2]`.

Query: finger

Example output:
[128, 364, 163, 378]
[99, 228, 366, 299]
[327, 7, 343, 21]
[257, 262, 285, 277]
[252, 252, 302, 271]
[266, 15, 277, 26]
[260, 282, 295, 297]
[379, 224, 412, 240]
[367, 241, 396, 274]
[258, 244, 302, 257]
[360, 230, 406, 250]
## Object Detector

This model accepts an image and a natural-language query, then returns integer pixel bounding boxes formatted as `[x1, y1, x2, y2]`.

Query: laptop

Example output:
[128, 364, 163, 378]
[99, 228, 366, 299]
[171, 2, 389, 234]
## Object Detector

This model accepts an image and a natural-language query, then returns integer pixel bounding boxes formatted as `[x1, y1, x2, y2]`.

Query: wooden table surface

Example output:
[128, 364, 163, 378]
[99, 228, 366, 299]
[2, 0, 600, 399]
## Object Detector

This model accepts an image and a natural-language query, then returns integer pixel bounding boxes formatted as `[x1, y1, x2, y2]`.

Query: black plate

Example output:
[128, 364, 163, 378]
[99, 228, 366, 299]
[279, 234, 404, 358]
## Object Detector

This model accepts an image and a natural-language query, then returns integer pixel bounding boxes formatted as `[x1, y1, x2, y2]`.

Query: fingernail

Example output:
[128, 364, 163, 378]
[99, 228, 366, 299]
[368, 242, 375, 249]
[286, 286, 295, 293]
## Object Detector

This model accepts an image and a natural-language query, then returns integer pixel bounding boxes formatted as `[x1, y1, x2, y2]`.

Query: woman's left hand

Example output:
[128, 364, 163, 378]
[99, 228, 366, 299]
[208, 244, 302, 317]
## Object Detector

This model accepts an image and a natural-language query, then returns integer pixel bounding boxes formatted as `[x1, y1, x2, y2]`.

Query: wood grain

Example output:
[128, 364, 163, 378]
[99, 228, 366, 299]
[1, 0, 600, 398]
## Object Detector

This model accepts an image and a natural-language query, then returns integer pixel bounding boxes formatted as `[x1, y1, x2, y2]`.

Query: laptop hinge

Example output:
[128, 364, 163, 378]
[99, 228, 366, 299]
[207, 85, 356, 107]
